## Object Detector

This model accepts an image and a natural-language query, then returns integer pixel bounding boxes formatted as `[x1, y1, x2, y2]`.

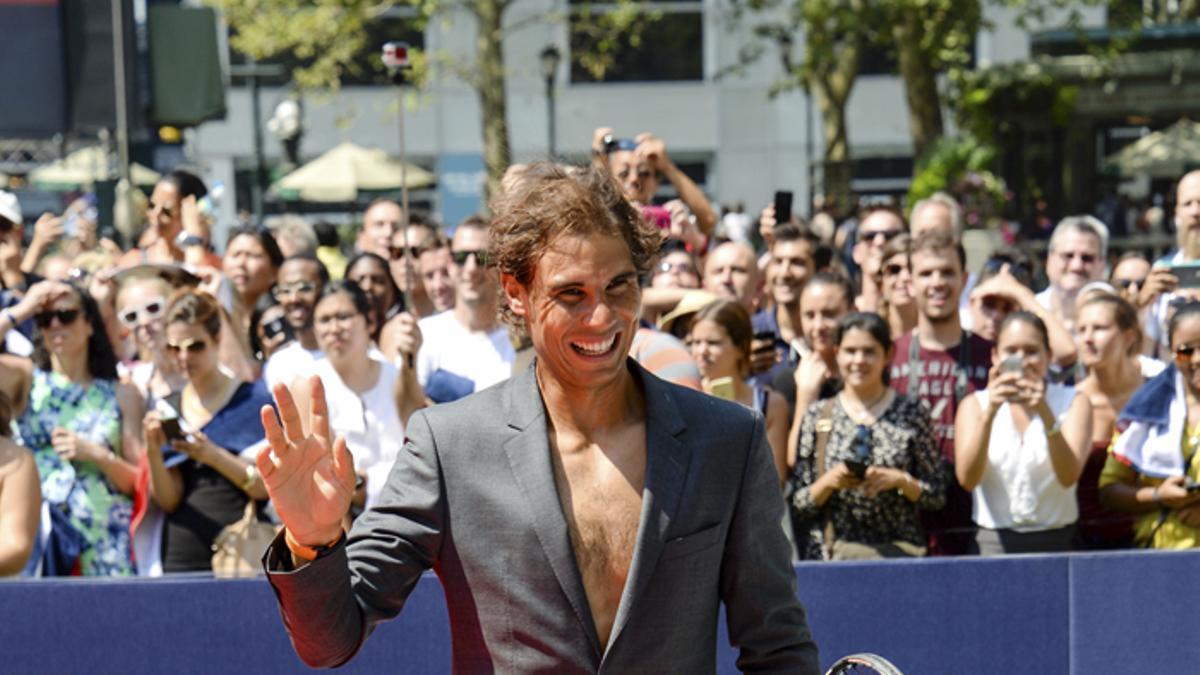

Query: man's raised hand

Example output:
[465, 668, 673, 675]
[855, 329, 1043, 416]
[258, 376, 356, 547]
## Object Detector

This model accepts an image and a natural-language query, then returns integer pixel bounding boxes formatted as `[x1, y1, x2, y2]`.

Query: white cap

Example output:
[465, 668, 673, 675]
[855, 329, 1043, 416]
[0, 190, 21, 225]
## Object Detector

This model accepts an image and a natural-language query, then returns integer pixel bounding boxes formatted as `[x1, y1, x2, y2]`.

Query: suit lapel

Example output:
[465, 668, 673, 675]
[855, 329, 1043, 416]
[500, 362, 603, 660]
[604, 362, 691, 655]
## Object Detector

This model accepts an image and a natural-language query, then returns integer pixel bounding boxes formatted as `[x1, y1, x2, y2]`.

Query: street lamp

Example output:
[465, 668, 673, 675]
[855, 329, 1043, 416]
[539, 44, 562, 158]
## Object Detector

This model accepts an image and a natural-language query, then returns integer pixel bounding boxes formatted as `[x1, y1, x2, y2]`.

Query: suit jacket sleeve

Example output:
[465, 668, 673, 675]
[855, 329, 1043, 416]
[263, 410, 446, 668]
[720, 412, 821, 674]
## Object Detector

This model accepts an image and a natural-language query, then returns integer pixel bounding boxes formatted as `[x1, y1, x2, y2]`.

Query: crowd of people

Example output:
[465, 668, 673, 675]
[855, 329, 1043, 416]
[1, 131, 1199, 577]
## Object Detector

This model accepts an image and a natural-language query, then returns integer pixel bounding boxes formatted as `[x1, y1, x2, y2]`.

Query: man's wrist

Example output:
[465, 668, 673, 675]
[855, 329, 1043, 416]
[285, 528, 345, 562]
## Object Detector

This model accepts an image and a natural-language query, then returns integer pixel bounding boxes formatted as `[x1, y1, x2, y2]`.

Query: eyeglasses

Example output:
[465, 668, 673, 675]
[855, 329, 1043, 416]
[1057, 251, 1097, 265]
[165, 339, 208, 354]
[883, 263, 907, 277]
[859, 229, 903, 245]
[34, 309, 81, 329]
[451, 249, 490, 267]
[118, 298, 166, 328]
[1113, 278, 1146, 290]
[315, 312, 361, 327]
[389, 246, 425, 261]
[658, 261, 697, 276]
[272, 282, 319, 300]
[1175, 343, 1200, 361]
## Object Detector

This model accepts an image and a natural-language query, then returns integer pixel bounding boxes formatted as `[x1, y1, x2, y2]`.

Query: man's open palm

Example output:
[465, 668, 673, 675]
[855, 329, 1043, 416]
[258, 377, 356, 546]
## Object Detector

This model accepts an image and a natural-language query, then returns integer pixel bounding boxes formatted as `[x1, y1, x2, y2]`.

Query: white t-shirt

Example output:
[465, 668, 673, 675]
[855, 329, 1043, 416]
[971, 383, 1079, 532]
[415, 311, 515, 399]
[264, 341, 323, 389]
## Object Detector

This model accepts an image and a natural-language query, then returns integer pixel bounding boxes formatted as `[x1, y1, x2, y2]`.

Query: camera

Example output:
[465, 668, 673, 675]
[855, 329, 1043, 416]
[602, 134, 638, 155]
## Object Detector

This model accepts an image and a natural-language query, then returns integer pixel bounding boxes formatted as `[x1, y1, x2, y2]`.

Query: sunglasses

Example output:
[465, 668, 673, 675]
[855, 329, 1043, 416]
[859, 229, 903, 245]
[1175, 343, 1200, 361]
[1113, 278, 1146, 290]
[34, 309, 82, 329]
[980, 296, 1017, 313]
[883, 263, 907, 277]
[165, 339, 208, 354]
[983, 258, 1032, 277]
[389, 245, 425, 261]
[118, 298, 166, 328]
[658, 261, 697, 276]
[451, 249, 490, 267]
[272, 282, 319, 300]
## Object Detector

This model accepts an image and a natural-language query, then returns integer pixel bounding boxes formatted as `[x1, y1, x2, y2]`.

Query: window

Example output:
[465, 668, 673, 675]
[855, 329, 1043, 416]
[229, 13, 424, 87]
[569, 1, 704, 83]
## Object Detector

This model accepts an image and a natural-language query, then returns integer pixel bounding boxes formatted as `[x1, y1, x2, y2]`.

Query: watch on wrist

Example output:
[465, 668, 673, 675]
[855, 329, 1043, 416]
[176, 231, 207, 249]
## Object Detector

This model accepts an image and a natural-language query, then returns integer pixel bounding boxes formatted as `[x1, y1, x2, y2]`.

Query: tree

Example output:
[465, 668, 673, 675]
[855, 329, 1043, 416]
[207, 0, 647, 201]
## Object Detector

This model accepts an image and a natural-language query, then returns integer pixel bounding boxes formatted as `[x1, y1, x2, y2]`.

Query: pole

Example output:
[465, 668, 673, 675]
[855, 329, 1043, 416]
[110, 0, 131, 185]
[250, 56, 266, 222]
[546, 75, 556, 158]
[397, 83, 413, 314]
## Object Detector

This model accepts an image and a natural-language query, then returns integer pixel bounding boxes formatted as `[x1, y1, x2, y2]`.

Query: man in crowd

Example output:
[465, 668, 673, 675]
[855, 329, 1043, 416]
[1140, 170, 1200, 355]
[968, 248, 1077, 367]
[852, 206, 907, 314]
[703, 240, 760, 312]
[910, 192, 961, 238]
[264, 254, 329, 388]
[414, 217, 515, 403]
[355, 198, 402, 259]
[751, 223, 818, 386]
[1035, 215, 1108, 334]
[389, 213, 440, 318]
[417, 232, 456, 315]
[256, 162, 819, 672]
[890, 229, 992, 556]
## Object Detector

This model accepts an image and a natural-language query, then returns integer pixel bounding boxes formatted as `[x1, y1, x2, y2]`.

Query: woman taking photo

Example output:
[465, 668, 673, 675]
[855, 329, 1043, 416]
[142, 290, 273, 573]
[1100, 301, 1200, 549]
[790, 312, 944, 560]
[688, 298, 789, 482]
[955, 311, 1092, 554]
[291, 282, 423, 509]
[3, 280, 144, 575]
[1073, 293, 1143, 548]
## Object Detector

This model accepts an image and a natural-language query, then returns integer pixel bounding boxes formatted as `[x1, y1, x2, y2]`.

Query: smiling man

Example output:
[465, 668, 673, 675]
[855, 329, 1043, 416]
[256, 163, 818, 673]
[1035, 215, 1108, 334]
[263, 254, 329, 388]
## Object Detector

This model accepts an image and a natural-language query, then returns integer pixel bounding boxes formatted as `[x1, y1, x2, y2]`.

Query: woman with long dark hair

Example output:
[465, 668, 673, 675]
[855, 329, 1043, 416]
[344, 252, 402, 343]
[1, 280, 144, 575]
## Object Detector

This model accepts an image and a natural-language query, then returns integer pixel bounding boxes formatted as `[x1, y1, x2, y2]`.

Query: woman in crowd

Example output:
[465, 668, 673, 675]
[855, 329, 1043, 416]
[223, 225, 284, 337]
[5, 280, 143, 575]
[790, 312, 944, 560]
[118, 170, 220, 268]
[345, 252, 402, 343]
[0, 389, 40, 576]
[291, 282, 423, 509]
[1100, 301, 1200, 549]
[688, 298, 789, 481]
[876, 234, 916, 339]
[142, 290, 272, 573]
[955, 311, 1092, 554]
[116, 273, 186, 405]
[1073, 293, 1143, 548]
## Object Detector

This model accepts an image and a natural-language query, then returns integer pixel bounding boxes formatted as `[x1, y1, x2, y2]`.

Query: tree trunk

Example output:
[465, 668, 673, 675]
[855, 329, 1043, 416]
[810, 80, 853, 213]
[474, 0, 510, 206]
[893, 9, 944, 165]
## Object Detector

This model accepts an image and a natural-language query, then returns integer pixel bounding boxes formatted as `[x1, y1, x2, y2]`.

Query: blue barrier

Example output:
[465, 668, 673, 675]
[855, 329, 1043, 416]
[2, 550, 1198, 674]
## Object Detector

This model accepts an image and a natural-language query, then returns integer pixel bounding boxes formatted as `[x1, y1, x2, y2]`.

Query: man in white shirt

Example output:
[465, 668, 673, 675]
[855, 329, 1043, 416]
[1035, 215, 1108, 334]
[1142, 170, 1200, 354]
[415, 219, 515, 402]
[264, 254, 329, 388]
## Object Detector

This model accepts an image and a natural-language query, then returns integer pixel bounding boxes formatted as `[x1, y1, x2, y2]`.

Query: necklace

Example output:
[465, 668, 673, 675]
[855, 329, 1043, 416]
[840, 388, 892, 425]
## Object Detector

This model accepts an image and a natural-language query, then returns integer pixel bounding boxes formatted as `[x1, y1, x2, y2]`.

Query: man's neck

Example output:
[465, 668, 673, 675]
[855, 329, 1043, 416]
[917, 313, 964, 350]
[455, 301, 497, 333]
[775, 302, 801, 343]
[536, 360, 645, 439]
[297, 328, 319, 351]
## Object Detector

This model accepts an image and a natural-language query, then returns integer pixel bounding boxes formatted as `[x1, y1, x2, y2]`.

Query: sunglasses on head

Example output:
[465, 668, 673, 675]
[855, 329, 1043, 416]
[34, 309, 81, 329]
[118, 298, 166, 328]
[165, 339, 208, 354]
[451, 249, 490, 267]
[389, 245, 424, 261]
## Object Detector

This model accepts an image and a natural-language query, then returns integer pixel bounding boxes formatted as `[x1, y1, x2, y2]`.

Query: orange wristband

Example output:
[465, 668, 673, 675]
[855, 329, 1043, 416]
[285, 528, 344, 562]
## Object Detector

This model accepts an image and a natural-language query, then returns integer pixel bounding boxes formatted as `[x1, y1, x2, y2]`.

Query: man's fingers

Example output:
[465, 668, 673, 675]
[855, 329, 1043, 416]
[309, 375, 332, 444]
[261, 404, 289, 457]
[273, 383, 306, 443]
[332, 437, 356, 488]
[255, 444, 278, 479]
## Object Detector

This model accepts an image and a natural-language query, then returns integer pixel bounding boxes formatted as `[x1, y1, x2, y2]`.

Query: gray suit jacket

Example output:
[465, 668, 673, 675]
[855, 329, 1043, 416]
[264, 359, 819, 673]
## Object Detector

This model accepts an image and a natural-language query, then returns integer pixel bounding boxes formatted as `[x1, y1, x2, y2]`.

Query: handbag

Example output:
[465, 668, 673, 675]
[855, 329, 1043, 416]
[211, 500, 280, 578]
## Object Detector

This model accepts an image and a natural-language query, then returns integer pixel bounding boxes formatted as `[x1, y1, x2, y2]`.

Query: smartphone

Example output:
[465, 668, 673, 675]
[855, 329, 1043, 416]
[263, 316, 294, 342]
[160, 417, 186, 441]
[1186, 480, 1200, 493]
[710, 376, 737, 401]
[1000, 354, 1024, 375]
[773, 191, 793, 225]
[1168, 261, 1200, 289]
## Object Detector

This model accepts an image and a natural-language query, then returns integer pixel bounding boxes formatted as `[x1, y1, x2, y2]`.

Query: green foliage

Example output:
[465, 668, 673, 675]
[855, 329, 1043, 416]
[908, 135, 1008, 228]
[951, 61, 1077, 145]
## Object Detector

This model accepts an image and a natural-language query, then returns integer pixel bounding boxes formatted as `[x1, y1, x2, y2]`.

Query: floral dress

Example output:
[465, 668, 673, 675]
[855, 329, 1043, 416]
[16, 369, 134, 576]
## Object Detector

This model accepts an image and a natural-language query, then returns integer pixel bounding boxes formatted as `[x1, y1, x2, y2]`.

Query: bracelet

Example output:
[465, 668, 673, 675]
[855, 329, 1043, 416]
[1152, 486, 1163, 506]
[285, 528, 345, 562]
[240, 463, 259, 492]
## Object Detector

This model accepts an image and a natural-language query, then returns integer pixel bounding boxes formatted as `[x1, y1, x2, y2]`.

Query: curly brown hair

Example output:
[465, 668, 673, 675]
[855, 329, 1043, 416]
[489, 162, 662, 332]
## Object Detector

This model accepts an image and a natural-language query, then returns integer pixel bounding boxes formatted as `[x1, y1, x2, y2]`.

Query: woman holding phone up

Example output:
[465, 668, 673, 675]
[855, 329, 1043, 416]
[955, 311, 1092, 554]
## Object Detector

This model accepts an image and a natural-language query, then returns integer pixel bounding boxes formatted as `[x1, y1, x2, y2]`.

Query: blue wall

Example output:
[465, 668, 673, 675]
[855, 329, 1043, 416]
[3, 550, 1199, 674]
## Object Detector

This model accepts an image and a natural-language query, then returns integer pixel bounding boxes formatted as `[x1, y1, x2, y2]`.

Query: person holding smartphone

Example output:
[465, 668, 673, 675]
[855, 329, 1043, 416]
[790, 312, 944, 560]
[955, 311, 1093, 555]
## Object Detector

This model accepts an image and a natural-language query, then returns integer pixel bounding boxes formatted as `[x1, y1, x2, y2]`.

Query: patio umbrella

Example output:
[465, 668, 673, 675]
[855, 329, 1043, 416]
[271, 141, 435, 202]
[1105, 119, 1200, 178]
[30, 146, 161, 191]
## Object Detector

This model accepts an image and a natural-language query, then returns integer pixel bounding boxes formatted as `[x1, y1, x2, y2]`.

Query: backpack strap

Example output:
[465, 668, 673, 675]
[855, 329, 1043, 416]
[814, 398, 837, 559]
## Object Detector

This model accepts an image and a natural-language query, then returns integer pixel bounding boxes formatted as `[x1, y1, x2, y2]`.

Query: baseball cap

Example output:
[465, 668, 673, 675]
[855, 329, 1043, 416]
[0, 190, 21, 225]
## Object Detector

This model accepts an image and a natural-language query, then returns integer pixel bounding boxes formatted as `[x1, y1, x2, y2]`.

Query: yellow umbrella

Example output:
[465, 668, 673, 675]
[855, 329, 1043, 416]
[30, 146, 160, 191]
[1105, 119, 1200, 178]
[271, 141, 435, 202]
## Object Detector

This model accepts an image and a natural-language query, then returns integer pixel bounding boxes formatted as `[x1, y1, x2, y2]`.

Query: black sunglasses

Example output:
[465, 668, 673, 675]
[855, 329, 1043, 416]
[1113, 278, 1146, 290]
[883, 263, 907, 277]
[859, 229, 903, 245]
[451, 249, 490, 267]
[34, 309, 81, 328]
[389, 245, 425, 261]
